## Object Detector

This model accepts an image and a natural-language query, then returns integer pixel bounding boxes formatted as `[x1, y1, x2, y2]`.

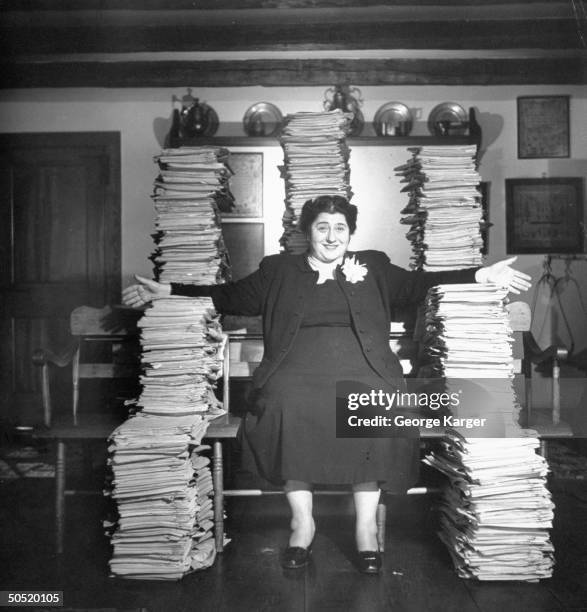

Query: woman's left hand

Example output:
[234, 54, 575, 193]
[475, 257, 532, 294]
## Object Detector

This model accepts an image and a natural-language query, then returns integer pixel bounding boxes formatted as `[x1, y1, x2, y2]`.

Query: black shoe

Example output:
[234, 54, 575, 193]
[357, 550, 382, 575]
[281, 545, 312, 569]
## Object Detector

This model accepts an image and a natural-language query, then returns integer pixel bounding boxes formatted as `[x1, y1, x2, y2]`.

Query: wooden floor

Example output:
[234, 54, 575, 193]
[1, 446, 587, 612]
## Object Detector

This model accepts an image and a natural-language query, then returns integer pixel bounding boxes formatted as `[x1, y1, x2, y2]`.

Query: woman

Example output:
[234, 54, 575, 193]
[123, 195, 531, 574]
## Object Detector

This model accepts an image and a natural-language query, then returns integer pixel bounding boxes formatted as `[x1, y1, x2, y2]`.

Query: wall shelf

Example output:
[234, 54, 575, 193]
[168, 108, 482, 151]
[169, 135, 476, 147]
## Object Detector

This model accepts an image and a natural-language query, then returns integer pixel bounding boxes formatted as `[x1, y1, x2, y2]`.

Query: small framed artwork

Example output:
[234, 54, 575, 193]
[221, 222, 264, 280]
[223, 152, 263, 218]
[505, 178, 584, 254]
[517, 96, 570, 159]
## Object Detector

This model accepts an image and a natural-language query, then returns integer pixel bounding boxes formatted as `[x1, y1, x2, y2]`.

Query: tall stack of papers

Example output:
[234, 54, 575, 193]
[279, 110, 353, 253]
[136, 297, 226, 417]
[423, 284, 516, 381]
[152, 147, 232, 284]
[396, 145, 484, 271]
[107, 414, 215, 580]
[424, 435, 555, 581]
[421, 284, 555, 581]
[107, 146, 232, 580]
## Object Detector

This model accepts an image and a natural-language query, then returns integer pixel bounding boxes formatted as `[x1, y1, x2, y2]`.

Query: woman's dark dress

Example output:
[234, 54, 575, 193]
[244, 278, 419, 492]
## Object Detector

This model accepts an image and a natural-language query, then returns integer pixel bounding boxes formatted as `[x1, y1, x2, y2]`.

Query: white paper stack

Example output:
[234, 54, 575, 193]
[423, 284, 516, 380]
[396, 145, 484, 271]
[421, 285, 555, 581]
[136, 297, 226, 417]
[107, 413, 216, 580]
[424, 435, 555, 581]
[108, 146, 232, 580]
[152, 147, 232, 284]
[279, 110, 353, 253]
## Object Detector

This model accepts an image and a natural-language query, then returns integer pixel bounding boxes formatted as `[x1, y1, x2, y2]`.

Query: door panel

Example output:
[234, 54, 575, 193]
[0, 133, 121, 425]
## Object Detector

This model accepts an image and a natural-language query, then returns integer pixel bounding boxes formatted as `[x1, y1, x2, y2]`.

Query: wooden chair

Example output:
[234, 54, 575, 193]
[33, 305, 141, 427]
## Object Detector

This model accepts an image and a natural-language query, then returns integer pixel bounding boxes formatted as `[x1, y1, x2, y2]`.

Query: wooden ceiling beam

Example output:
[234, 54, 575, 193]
[1, 20, 581, 56]
[2, 57, 585, 88]
[0, 0, 574, 10]
[0, 4, 574, 26]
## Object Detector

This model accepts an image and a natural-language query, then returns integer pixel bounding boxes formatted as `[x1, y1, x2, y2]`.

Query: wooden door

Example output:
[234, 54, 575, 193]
[0, 132, 121, 426]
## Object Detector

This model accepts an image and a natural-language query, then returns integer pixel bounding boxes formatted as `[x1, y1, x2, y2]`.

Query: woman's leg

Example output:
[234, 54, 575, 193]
[284, 480, 315, 548]
[352, 482, 380, 551]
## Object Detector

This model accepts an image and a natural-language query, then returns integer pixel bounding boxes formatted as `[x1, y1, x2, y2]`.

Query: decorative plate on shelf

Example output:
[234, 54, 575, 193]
[243, 102, 284, 137]
[373, 102, 413, 136]
[427, 102, 468, 136]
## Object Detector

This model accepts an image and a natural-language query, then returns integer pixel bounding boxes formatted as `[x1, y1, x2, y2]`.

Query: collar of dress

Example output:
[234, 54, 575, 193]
[295, 251, 356, 271]
[306, 254, 344, 284]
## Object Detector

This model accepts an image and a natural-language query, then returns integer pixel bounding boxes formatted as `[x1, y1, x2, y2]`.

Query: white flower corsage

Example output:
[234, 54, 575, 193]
[341, 255, 368, 284]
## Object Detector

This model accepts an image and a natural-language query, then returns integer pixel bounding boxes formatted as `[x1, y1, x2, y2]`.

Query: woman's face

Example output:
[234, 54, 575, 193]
[308, 212, 351, 263]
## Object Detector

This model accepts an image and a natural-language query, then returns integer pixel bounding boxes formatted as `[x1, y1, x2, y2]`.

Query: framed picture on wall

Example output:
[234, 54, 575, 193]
[517, 96, 570, 159]
[505, 178, 584, 254]
[222, 152, 263, 218]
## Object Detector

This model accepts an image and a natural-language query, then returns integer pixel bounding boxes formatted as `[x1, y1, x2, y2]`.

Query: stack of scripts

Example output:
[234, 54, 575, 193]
[424, 436, 554, 581]
[137, 297, 226, 418]
[152, 147, 231, 284]
[106, 146, 232, 580]
[107, 414, 215, 580]
[279, 110, 353, 253]
[396, 145, 484, 271]
[422, 284, 516, 383]
[421, 284, 555, 581]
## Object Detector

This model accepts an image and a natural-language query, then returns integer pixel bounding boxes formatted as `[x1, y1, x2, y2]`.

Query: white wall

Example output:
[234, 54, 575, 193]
[1, 84, 586, 351]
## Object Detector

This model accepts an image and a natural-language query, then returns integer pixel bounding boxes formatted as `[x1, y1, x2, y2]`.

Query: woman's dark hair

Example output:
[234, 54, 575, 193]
[298, 195, 358, 235]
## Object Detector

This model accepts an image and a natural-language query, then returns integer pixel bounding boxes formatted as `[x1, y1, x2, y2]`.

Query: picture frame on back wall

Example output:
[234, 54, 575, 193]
[223, 151, 264, 218]
[219, 151, 265, 281]
[505, 177, 584, 254]
[517, 95, 570, 159]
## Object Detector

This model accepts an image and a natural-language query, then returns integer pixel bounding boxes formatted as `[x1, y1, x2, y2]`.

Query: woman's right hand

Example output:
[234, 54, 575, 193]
[122, 275, 171, 308]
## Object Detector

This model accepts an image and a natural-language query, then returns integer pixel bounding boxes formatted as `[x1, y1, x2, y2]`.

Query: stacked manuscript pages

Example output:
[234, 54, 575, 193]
[396, 145, 484, 271]
[107, 414, 216, 580]
[279, 110, 353, 253]
[106, 146, 232, 580]
[421, 284, 555, 581]
[424, 435, 554, 581]
[152, 147, 231, 284]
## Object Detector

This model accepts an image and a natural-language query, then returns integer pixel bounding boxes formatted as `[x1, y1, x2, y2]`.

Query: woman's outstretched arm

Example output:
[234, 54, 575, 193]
[384, 254, 531, 308]
[122, 260, 270, 317]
